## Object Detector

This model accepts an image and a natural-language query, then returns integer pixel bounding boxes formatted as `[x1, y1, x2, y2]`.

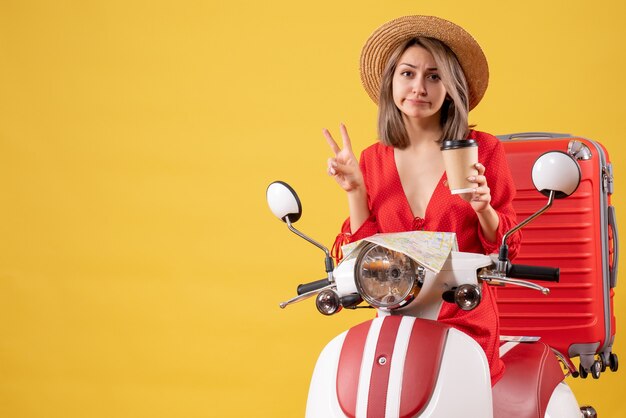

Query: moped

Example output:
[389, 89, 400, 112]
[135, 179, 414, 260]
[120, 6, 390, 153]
[267, 150, 598, 417]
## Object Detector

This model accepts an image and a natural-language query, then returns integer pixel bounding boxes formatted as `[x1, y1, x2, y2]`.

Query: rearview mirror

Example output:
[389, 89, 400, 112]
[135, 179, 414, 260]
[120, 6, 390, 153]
[532, 151, 581, 198]
[266, 181, 302, 223]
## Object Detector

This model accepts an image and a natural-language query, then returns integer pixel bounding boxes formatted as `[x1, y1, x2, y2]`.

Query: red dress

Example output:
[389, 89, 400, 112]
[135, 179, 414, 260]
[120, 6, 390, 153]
[332, 130, 521, 385]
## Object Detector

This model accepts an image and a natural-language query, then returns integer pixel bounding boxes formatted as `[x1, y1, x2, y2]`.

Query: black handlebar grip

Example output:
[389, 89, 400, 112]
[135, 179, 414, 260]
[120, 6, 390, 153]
[297, 278, 331, 295]
[507, 264, 560, 282]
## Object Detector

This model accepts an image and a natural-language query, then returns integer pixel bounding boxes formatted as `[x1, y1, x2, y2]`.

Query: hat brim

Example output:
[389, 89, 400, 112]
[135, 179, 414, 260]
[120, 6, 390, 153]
[359, 15, 489, 110]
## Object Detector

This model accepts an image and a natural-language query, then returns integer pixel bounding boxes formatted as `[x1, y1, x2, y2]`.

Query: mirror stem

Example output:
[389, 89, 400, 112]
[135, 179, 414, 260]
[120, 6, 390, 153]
[498, 190, 556, 273]
[285, 216, 335, 282]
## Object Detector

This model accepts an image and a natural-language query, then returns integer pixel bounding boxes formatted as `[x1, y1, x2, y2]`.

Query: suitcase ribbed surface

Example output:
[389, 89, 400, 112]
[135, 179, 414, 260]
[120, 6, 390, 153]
[496, 136, 616, 362]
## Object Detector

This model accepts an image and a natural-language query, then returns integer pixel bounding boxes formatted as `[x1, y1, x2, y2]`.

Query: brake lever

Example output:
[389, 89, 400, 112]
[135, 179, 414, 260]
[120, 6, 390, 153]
[478, 273, 550, 295]
[279, 284, 336, 309]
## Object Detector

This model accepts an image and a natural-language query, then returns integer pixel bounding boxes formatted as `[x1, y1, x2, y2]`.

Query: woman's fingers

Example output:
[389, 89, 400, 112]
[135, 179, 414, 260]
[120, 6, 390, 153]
[327, 158, 337, 175]
[468, 163, 486, 185]
[325, 124, 363, 192]
[466, 164, 491, 209]
[467, 174, 487, 185]
[324, 124, 354, 156]
[323, 128, 341, 155]
[332, 160, 355, 176]
[327, 157, 353, 176]
[339, 123, 353, 153]
[472, 186, 490, 196]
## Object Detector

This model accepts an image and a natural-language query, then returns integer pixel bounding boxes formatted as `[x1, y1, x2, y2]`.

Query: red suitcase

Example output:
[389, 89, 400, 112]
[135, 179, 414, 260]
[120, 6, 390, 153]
[496, 132, 618, 378]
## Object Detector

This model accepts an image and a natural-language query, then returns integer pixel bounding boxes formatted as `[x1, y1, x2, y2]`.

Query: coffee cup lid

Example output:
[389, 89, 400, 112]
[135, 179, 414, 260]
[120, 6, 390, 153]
[440, 139, 478, 150]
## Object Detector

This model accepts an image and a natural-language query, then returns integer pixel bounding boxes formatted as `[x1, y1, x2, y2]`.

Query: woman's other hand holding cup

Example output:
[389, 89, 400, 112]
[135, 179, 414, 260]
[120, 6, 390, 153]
[465, 162, 493, 213]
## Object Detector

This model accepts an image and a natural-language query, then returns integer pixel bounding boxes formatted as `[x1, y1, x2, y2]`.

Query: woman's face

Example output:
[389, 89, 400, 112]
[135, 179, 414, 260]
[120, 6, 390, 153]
[392, 45, 447, 123]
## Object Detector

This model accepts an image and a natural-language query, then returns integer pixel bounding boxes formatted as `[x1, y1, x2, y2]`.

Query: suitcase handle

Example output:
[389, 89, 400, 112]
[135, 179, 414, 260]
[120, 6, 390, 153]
[609, 205, 619, 288]
[497, 132, 571, 140]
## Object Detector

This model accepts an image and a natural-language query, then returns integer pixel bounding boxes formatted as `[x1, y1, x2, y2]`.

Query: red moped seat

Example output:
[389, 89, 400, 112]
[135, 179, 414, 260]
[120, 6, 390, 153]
[493, 341, 565, 418]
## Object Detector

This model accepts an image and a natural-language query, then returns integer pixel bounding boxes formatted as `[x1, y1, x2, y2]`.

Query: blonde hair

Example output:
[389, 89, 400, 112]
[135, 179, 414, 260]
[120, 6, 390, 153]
[378, 37, 470, 149]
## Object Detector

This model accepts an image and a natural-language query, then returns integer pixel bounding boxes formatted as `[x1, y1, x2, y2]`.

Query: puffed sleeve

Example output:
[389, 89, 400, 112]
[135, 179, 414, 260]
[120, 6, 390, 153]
[330, 150, 379, 263]
[474, 132, 521, 259]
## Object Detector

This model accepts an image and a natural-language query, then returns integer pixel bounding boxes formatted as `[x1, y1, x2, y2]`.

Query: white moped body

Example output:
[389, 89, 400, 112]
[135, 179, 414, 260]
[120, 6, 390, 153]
[305, 251, 582, 418]
[267, 150, 599, 418]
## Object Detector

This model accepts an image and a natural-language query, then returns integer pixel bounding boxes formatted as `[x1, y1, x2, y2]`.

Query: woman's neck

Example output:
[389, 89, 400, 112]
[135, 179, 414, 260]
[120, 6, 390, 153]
[402, 115, 443, 149]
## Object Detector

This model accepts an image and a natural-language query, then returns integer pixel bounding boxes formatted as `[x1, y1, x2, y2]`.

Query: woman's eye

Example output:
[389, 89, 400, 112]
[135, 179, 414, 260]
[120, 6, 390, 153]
[427, 74, 441, 81]
[400, 71, 413, 77]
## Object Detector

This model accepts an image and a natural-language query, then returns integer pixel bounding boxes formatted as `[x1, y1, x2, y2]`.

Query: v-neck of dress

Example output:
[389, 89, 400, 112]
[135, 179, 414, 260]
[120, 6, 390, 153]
[390, 146, 447, 222]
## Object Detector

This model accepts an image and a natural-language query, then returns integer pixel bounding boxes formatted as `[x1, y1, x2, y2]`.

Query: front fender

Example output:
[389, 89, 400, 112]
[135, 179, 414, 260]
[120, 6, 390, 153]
[306, 315, 492, 418]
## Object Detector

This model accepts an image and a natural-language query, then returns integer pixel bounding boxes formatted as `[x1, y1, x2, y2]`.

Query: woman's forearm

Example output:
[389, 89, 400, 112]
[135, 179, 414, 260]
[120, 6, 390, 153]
[347, 187, 370, 234]
[476, 205, 499, 243]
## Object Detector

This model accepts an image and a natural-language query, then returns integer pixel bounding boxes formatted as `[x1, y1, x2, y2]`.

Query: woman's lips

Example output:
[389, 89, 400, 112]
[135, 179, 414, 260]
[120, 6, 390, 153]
[405, 98, 429, 105]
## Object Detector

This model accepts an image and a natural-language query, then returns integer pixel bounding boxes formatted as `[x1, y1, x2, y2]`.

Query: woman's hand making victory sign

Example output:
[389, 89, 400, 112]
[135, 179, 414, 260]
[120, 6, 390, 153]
[324, 123, 364, 193]
[324, 123, 370, 233]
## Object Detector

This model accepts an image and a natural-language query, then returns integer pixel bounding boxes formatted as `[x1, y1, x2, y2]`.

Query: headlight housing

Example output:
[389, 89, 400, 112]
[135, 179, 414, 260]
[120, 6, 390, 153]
[453, 283, 482, 311]
[315, 289, 342, 316]
[354, 243, 420, 309]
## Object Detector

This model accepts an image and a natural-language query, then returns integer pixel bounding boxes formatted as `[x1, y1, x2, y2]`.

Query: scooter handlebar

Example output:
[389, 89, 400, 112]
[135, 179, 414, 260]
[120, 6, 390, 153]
[507, 264, 560, 282]
[297, 278, 331, 295]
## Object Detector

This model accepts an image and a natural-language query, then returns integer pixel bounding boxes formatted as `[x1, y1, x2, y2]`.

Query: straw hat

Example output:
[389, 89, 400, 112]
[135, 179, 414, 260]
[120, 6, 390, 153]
[359, 15, 489, 110]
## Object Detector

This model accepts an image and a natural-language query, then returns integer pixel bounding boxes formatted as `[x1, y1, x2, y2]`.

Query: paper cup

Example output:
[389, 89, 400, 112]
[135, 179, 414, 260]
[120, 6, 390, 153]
[440, 139, 479, 194]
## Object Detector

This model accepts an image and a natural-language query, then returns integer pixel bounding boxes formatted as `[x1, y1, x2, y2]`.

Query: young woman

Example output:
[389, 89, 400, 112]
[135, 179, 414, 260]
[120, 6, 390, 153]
[324, 15, 521, 385]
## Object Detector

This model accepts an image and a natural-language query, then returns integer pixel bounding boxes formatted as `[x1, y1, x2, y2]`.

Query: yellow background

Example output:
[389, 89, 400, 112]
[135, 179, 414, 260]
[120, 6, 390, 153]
[1, 0, 625, 416]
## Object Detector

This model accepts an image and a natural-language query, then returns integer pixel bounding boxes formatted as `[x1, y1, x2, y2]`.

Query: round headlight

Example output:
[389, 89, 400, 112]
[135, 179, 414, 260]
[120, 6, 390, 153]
[354, 243, 419, 309]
